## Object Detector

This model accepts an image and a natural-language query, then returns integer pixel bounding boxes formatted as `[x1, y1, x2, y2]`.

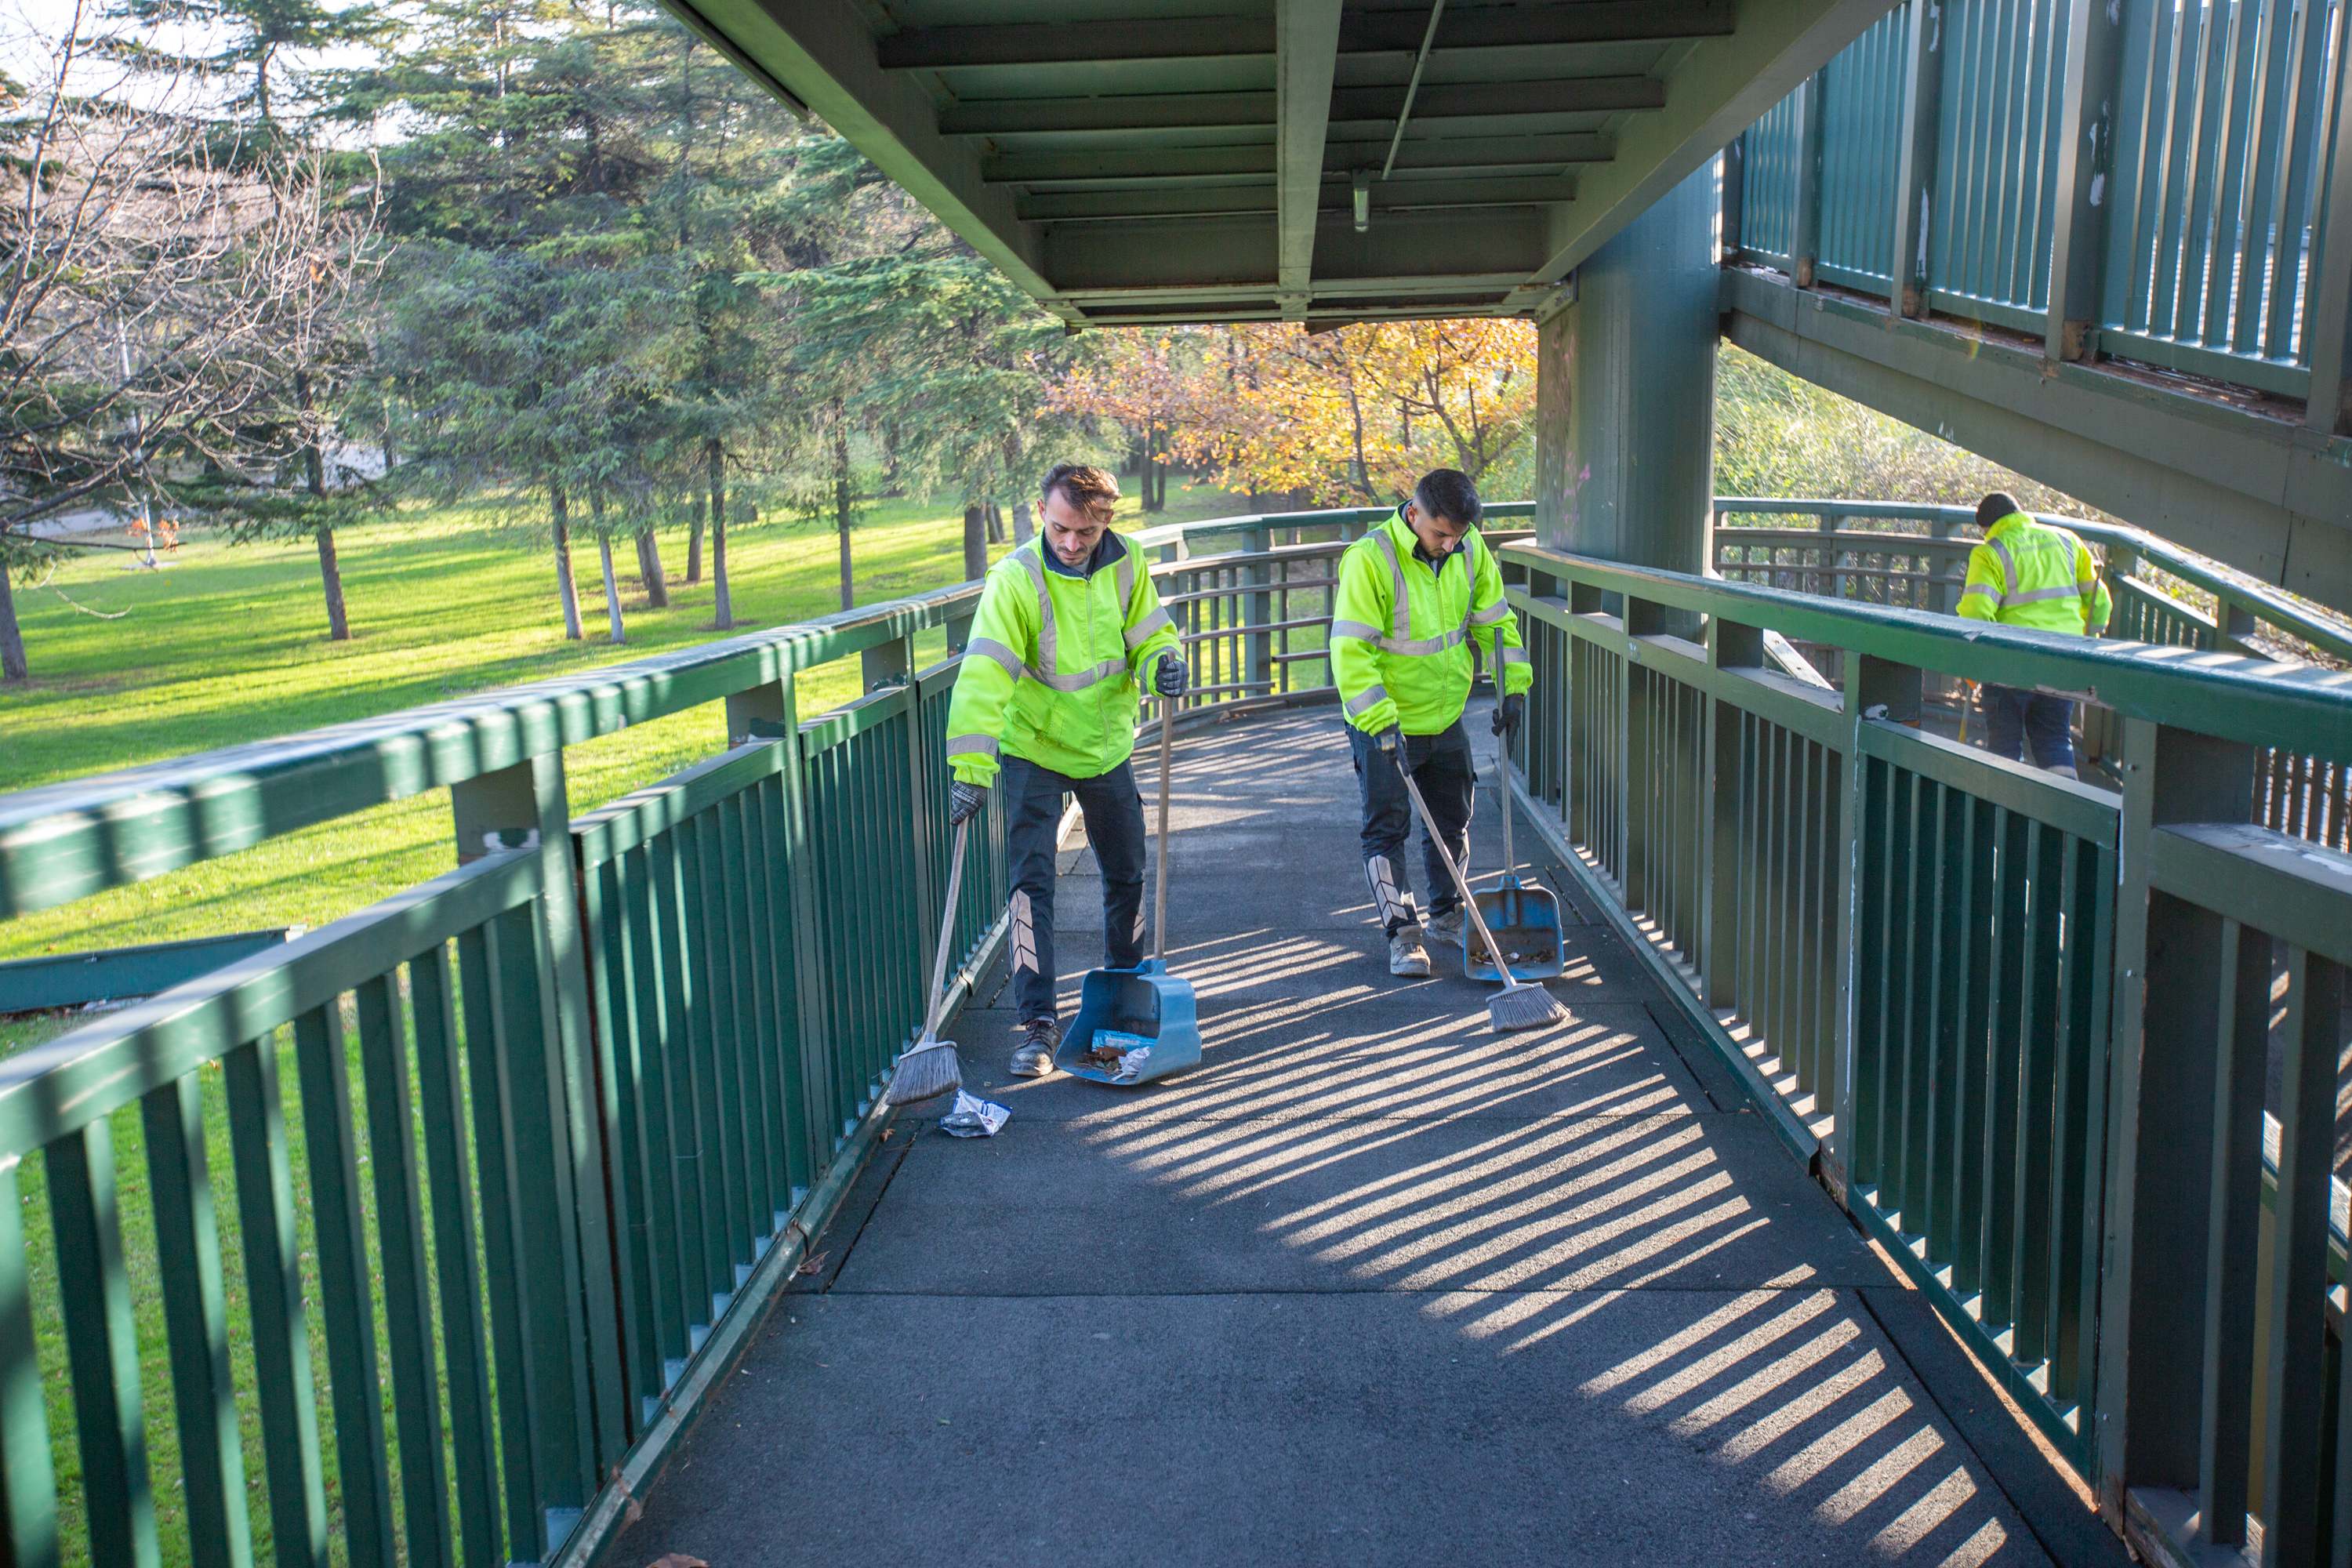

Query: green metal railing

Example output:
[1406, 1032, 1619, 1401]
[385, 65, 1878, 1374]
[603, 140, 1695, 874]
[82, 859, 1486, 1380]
[1501, 535, 2352, 1563]
[10, 497, 2352, 1568]
[0, 587, 1014, 1568]
[1713, 497, 2352, 852]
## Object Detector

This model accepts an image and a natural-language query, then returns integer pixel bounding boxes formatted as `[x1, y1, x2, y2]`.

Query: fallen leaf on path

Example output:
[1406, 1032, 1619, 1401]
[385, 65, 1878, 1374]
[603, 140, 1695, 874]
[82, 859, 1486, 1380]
[645, 1555, 707, 1568]
[796, 1250, 829, 1276]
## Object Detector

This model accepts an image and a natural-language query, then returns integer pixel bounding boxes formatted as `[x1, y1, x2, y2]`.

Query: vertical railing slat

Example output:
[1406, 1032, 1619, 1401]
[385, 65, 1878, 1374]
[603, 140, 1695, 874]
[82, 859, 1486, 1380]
[292, 1002, 397, 1568]
[140, 1074, 252, 1568]
[0, 1154, 58, 1568]
[411, 938, 505, 1568]
[222, 1036, 330, 1568]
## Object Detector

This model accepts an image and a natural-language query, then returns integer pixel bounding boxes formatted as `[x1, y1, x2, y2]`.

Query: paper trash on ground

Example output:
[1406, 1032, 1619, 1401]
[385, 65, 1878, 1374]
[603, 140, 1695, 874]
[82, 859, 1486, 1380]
[938, 1091, 1010, 1137]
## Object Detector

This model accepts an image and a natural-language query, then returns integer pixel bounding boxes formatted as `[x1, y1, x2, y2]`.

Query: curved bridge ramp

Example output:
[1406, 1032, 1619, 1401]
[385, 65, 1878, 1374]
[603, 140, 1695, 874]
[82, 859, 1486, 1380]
[621, 710, 2106, 1567]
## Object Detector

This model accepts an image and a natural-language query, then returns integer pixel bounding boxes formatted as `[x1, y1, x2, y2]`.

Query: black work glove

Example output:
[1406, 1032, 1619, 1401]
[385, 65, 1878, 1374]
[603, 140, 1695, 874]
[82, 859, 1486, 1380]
[949, 779, 988, 827]
[1374, 724, 1405, 757]
[1491, 693, 1524, 740]
[1153, 653, 1189, 698]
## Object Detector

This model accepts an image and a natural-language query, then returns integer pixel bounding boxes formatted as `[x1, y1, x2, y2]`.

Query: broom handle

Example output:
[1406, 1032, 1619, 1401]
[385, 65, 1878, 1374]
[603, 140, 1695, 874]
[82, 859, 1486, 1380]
[1497, 729, 1515, 878]
[1396, 751, 1517, 985]
[1152, 695, 1173, 963]
[922, 818, 970, 1039]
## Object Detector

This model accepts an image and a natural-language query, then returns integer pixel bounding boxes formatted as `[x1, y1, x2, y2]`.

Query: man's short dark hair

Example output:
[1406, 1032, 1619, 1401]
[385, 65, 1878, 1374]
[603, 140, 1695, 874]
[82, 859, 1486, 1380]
[1041, 463, 1120, 523]
[1976, 492, 2024, 531]
[1414, 469, 1482, 528]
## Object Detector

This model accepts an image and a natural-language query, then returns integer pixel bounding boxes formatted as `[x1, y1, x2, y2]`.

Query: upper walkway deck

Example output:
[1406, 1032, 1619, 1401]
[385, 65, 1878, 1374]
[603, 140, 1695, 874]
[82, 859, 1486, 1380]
[619, 707, 2109, 1567]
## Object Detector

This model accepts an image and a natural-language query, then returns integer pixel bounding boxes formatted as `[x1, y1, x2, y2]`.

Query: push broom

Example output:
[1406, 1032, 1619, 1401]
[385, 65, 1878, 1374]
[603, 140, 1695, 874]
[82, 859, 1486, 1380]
[1392, 750, 1568, 1033]
[881, 817, 971, 1105]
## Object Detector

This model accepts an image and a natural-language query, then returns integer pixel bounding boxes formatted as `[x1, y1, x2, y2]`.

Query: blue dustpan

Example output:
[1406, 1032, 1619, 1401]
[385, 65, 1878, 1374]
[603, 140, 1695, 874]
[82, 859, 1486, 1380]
[1465, 736, 1566, 983]
[1059, 957, 1201, 1084]
[1057, 699, 1201, 1087]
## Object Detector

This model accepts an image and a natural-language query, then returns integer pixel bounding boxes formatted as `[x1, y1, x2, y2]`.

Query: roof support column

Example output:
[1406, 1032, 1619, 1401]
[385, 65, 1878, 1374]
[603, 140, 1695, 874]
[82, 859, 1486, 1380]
[1534, 161, 1719, 637]
[1274, 0, 1344, 321]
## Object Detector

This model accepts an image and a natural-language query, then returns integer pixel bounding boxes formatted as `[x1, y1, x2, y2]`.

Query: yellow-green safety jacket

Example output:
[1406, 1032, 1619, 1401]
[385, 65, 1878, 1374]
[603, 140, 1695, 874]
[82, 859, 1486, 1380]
[1332, 511, 1530, 736]
[1958, 513, 2113, 637]
[946, 533, 1181, 786]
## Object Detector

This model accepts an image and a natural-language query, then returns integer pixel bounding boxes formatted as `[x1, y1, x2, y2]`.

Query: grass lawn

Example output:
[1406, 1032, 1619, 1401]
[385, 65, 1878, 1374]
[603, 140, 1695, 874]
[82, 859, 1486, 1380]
[0, 477, 1250, 964]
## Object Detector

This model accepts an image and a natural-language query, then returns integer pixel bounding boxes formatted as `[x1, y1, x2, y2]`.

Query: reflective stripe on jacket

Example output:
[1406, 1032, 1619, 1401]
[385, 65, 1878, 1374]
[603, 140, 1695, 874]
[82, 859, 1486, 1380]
[945, 533, 1181, 786]
[1331, 511, 1530, 737]
[1957, 513, 2113, 637]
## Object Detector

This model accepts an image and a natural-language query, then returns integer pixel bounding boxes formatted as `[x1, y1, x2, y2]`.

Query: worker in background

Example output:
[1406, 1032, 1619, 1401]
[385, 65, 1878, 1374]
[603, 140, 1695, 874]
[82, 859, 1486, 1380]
[1332, 469, 1532, 978]
[1957, 492, 2113, 780]
[944, 463, 1187, 1076]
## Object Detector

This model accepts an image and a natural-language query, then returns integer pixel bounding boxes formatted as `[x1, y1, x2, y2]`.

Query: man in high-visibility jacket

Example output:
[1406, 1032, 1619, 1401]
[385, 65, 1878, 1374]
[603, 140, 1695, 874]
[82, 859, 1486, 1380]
[1332, 469, 1533, 978]
[944, 463, 1187, 1076]
[1957, 492, 2113, 780]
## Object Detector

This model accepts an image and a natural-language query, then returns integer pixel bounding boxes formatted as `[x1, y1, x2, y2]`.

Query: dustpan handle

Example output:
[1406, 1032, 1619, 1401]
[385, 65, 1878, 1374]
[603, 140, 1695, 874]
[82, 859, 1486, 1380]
[1395, 750, 1515, 985]
[1152, 695, 1173, 963]
[923, 818, 970, 1039]
[1496, 728, 1514, 880]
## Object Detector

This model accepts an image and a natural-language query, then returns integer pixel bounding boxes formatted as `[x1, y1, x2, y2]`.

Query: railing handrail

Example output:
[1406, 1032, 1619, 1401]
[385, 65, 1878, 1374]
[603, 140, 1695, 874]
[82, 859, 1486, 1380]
[1506, 541, 2352, 761]
[0, 581, 982, 919]
[1713, 495, 2352, 665]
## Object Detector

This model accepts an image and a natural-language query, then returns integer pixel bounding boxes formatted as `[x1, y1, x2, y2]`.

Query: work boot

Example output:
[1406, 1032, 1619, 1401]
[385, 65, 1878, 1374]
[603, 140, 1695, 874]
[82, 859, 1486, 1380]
[1009, 1016, 1060, 1076]
[1426, 906, 1465, 949]
[2046, 764, 2080, 780]
[1388, 926, 1432, 978]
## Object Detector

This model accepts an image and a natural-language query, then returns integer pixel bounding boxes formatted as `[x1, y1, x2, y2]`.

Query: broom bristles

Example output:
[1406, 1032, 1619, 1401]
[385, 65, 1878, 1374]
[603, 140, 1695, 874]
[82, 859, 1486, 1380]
[882, 1036, 963, 1105]
[1487, 981, 1568, 1034]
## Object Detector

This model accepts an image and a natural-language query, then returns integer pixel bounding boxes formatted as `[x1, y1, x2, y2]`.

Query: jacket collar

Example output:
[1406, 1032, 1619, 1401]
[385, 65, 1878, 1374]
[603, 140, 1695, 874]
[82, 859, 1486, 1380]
[1385, 506, 1468, 575]
[1039, 529, 1126, 580]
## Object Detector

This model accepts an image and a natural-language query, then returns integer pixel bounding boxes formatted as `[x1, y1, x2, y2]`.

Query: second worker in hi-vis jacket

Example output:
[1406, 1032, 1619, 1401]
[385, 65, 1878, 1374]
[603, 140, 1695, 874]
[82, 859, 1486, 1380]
[1330, 469, 1533, 978]
[942, 463, 1187, 1078]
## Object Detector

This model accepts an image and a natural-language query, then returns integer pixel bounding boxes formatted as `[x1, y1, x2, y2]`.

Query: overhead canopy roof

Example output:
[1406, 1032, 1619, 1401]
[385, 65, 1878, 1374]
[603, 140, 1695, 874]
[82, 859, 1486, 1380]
[671, 0, 1896, 327]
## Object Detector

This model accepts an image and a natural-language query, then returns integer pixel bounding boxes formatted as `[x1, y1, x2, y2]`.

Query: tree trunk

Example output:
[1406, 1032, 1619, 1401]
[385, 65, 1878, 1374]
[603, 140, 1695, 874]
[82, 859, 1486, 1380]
[833, 412, 855, 612]
[1143, 430, 1167, 513]
[590, 488, 626, 643]
[963, 504, 987, 583]
[635, 527, 670, 607]
[707, 437, 733, 630]
[314, 527, 350, 641]
[551, 479, 583, 640]
[985, 501, 1004, 545]
[0, 568, 26, 683]
[1012, 500, 1034, 544]
[597, 534, 626, 643]
[298, 368, 350, 641]
[685, 492, 705, 583]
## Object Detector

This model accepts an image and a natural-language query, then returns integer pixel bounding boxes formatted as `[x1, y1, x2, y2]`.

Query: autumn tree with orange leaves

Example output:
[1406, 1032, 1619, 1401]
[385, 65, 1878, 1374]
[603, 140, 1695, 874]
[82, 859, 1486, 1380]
[1049, 319, 1537, 510]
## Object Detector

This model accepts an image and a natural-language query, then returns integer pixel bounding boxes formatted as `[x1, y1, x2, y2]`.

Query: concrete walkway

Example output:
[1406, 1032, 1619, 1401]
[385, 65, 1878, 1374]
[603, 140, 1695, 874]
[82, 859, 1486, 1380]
[620, 709, 2116, 1568]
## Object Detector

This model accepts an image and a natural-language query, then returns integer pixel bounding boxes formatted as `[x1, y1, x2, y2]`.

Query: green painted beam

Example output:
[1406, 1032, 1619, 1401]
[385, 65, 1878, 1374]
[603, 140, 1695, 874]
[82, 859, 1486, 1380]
[1276, 0, 1344, 318]
[877, 3, 1733, 71]
[1015, 173, 1576, 221]
[939, 78, 1655, 137]
[1722, 267, 2352, 618]
[982, 134, 1609, 185]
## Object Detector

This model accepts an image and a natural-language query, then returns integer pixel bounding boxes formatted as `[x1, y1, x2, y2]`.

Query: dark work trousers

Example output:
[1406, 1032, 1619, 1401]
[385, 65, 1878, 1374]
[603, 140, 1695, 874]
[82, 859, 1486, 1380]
[1978, 684, 2076, 770]
[1348, 717, 1476, 935]
[1000, 753, 1149, 1023]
